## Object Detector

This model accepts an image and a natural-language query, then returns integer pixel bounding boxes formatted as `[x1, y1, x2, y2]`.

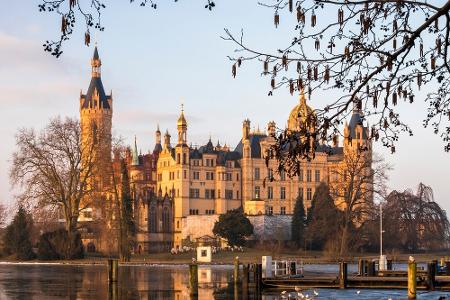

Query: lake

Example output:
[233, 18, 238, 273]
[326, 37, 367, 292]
[0, 263, 448, 299]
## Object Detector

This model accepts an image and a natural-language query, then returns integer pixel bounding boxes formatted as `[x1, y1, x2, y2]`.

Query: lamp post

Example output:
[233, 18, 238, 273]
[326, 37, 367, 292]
[379, 202, 387, 271]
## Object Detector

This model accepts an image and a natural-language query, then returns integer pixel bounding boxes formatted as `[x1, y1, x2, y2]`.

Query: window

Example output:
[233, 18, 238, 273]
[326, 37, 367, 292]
[315, 170, 321, 182]
[280, 207, 286, 215]
[201, 250, 207, 257]
[190, 189, 200, 198]
[298, 188, 304, 200]
[307, 169, 312, 182]
[162, 207, 170, 232]
[280, 170, 286, 181]
[236, 173, 239, 181]
[280, 187, 286, 200]
[254, 186, 260, 199]
[184, 170, 187, 179]
[267, 187, 273, 199]
[183, 153, 187, 164]
[307, 188, 312, 201]
[193, 171, 200, 180]
[268, 168, 273, 180]
[225, 190, 233, 199]
[205, 189, 215, 199]
[255, 168, 260, 180]
[206, 172, 214, 180]
[177, 153, 180, 164]
[266, 206, 273, 215]
[236, 190, 239, 199]
[299, 169, 303, 182]
[189, 209, 199, 215]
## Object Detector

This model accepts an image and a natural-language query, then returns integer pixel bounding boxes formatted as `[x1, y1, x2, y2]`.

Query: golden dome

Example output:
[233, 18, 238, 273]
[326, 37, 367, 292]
[177, 104, 187, 127]
[287, 89, 315, 131]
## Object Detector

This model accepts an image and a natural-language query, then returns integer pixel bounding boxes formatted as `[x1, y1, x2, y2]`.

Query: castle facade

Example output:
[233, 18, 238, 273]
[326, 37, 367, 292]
[79, 48, 373, 253]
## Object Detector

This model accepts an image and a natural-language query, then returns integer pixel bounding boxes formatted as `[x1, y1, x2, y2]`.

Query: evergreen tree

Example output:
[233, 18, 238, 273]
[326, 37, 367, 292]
[119, 160, 135, 261]
[305, 183, 341, 250]
[3, 206, 35, 260]
[213, 208, 253, 247]
[291, 195, 306, 247]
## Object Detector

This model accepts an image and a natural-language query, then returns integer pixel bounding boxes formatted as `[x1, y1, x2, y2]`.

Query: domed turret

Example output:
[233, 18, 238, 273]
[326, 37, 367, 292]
[177, 104, 187, 145]
[287, 89, 315, 131]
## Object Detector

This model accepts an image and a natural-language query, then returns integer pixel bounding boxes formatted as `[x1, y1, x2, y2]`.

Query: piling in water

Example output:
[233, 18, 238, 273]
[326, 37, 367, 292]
[427, 261, 436, 290]
[408, 261, 417, 299]
[234, 256, 240, 284]
[358, 259, 365, 276]
[107, 259, 119, 283]
[189, 263, 199, 296]
[339, 262, 348, 289]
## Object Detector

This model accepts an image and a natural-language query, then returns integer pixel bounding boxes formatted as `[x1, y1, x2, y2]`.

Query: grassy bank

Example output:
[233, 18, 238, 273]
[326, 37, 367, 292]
[2, 248, 449, 265]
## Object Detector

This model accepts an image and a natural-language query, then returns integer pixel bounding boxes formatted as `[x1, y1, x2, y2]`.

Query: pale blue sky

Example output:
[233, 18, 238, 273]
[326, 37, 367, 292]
[0, 1, 449, 214]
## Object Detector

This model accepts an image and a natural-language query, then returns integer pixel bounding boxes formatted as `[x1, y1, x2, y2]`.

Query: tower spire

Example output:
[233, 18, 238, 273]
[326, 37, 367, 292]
[91, 45, 101, 78]
[131, 135, 139, 166]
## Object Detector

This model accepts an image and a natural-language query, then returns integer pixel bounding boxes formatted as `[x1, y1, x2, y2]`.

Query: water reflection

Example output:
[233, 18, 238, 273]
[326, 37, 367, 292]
[0, 263, 448, 299]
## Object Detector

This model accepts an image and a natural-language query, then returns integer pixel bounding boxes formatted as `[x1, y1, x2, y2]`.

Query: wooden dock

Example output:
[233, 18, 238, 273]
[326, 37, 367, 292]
[241, 259, 450, 292]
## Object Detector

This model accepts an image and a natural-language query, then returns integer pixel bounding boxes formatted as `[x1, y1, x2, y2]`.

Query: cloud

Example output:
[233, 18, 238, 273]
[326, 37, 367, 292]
[0, 31, 82, 76]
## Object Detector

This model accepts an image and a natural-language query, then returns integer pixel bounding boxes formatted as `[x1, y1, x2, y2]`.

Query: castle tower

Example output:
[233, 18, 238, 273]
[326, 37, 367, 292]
[80, 46, 112, 190]
[173, 106, 190, 247]
[343, 102, 371, 153]
[153, 125, 163, 154]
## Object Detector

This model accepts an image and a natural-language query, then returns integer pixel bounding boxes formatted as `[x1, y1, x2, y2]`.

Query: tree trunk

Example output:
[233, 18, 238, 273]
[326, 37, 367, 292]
[339, 222, 349, 257]
[65, 216, 78, 259]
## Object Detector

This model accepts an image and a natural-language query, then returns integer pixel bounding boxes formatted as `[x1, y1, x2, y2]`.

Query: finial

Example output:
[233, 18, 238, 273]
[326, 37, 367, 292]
[299, 88, 307, 105]
[181, 103, 184, 113]
[157, 123, 160, 132]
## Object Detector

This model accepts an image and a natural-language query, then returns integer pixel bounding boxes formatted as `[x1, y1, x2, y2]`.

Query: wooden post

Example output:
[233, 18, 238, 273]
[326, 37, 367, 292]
[189, 263, 199, 297]
[256, 264, 262, 292]
[108, 282, 118, 300]
[107, 259, 119, 282]
[387, 259, 393, 271]
[339, 262, 348, 289]
[446, 261, 450, 276]
[367, 260, 375, 276]
[242, 264, 249, 298]
[358, 259, 364, 276]
[234, 256, 240, 284]
[427, 262, 436, 290]
[408, 261, 417, 299]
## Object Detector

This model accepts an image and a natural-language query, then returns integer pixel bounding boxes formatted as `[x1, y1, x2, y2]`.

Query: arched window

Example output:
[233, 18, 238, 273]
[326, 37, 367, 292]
[162, 207, 170, 232]
[149, 206, 156, 233]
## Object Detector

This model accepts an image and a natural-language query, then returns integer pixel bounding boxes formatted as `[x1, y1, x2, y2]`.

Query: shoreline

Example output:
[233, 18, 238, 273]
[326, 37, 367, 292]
[0, 251, 446, 266]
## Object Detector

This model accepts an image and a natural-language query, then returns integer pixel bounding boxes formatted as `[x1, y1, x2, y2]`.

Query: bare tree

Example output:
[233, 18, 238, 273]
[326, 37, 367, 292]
[225, 0, 450, 173]
[10, 117, 99, 256]
[0, 204, 7, 228]
[38, 0, 216, 57]
[329, 151, 389, 256]
[383, 183, 450, 252]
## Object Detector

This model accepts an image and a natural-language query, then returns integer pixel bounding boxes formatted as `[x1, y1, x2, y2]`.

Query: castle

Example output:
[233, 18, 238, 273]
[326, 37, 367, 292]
[79, 47, 373, 253]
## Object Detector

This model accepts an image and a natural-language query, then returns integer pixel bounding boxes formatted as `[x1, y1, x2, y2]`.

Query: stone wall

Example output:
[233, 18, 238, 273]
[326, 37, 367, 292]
[181, 214, 292, 242]
[248, 215, 292, 241]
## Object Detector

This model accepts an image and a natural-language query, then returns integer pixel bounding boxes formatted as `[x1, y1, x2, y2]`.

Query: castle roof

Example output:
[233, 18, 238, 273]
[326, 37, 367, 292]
[80, 47, 111, 109]
[80, 77, 111, 109]
[234, 133, 267, 159]
[347, 109, 368, 139]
